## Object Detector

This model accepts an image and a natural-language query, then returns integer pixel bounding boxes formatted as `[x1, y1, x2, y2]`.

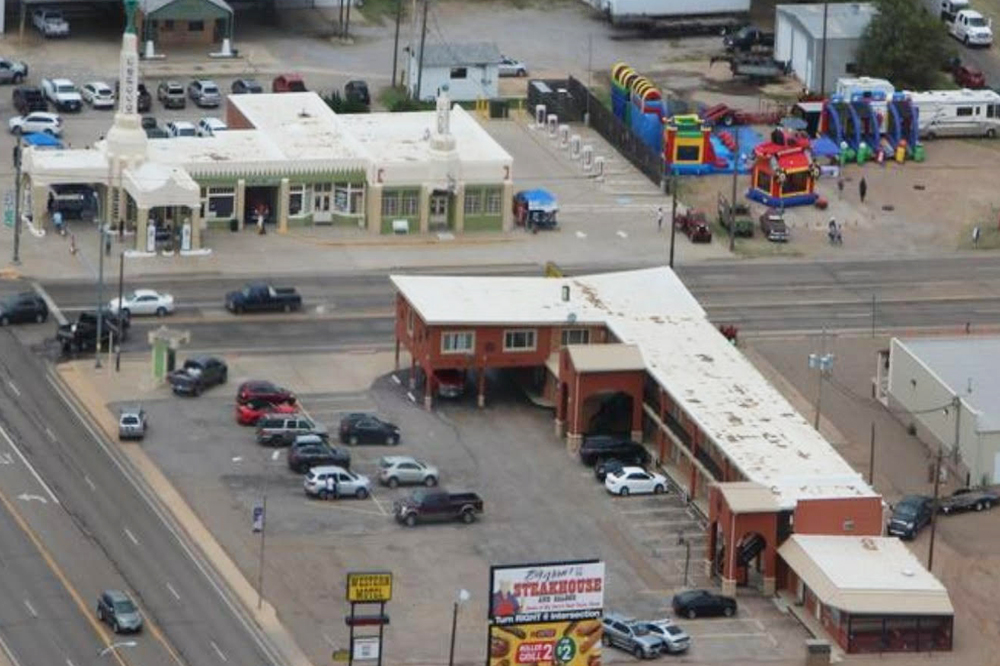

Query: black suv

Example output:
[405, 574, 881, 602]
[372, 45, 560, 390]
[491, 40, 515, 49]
[168, 356, 228, 396]
[887, 495, 934, 540]
[579, 435, 651, 467]
[115, 80, 151, 112]
[338, 414, 400, 446]
[344, 80, 370, 106]
[13, 86, 46, 115]
[0, 292, 47, 325]
[288, 436, 351, 473]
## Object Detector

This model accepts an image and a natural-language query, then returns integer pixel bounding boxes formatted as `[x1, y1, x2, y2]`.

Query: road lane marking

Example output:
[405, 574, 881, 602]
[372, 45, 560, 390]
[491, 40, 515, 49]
[66, 659, 76, 666]
[44, 427, 56, 443]
[83, 475, 96, 491]
[16, 494, 47, 504]
[406, 392, 416, 403]
[31, 282, 67, 326]
[123, 528, 139, 545]
[6, 382, 19, 397]
[22, 599, 36, 618]
[210, 641, 228, 662]
[0, 424, 59, 505]
[166, 582, 181, 601]
[0, 630, 22, 666]
[391, 375, 401, 385]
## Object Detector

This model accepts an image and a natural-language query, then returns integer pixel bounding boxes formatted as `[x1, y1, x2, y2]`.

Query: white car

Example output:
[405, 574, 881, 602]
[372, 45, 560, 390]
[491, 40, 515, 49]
[304, 465, 371, 500]
[108, 289, 174, 317]
[9, 112, 62, 136]
[377, 456, 439, 487]
[498, 55, 528, 77]
[641, 620, 691, 654]
[196, 117, 227, 137]
[166, 121, 196, 138]
[82, 81, 115, 109]
[605, 466, 667, 496]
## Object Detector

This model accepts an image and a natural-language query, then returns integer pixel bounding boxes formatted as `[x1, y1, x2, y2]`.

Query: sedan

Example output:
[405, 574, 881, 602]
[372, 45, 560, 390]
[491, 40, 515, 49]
[9, 112, 61, 136]
[672, 589, 737, 619]
[96, 590, 143, 633]
[377, 456, 439, 487]
[304, 465, 371, 499]
[166, 121, 196, 138]
[288, 441, 351, 473]
[642, 619, 691, 654]
[339, 414, 400, 446]
[108, 289, 174, 317]
[82, 81, 115, 109]
[0, 292, 48, 325]
[196, 117, 227, 137]
[231, 78, 263, 94]
[237, 380, 295, 406]
[498, 55, 528, 77]
[605, 467, 667, 496]
[235, 399, 297, 426]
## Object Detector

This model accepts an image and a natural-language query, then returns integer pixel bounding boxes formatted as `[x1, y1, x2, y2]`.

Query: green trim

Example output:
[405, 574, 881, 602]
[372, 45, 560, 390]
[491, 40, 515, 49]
[192, 169, 365, 188]
[330, 213, 363, 227]
[463, 215, 501, 232]
[206, 218, 233, 230]
[146, 0, 231, 21]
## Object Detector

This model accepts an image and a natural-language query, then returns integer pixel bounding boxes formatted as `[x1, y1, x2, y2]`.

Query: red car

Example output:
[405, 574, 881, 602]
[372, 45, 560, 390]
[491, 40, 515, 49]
[675, 210, 713, 243]
[235, 399, 298, 426]
[953, 64, 986, 89]
[271, 74, 307, 93]
[236, 380, 296, 406]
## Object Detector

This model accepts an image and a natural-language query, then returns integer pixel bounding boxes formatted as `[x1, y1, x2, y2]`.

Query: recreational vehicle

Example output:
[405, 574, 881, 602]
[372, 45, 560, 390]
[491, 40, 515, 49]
[907, 89, 1000, 138]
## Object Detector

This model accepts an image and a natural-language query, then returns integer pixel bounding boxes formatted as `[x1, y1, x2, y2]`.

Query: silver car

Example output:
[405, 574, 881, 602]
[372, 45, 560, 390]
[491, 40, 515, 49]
[642, 619, 690, 654]
[602, 613, 664, 659]
[304, 465, 371, 499]
[118, 407, 146, 440]
[377, 456, 439, 488]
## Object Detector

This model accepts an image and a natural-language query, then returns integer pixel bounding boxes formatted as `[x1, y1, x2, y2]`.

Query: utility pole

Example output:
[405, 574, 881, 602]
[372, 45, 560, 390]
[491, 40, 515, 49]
[586, 33, 593, 124]
[808, 328, 833, 431]
[819, 1, 829, 95]
[728, 130, 740, 253]
[868, 422, 875, 485]
[391, 0, 403, 87]
[668, 172, 678, 268]
[115, 251, 124, 372]
[12, 132, 22, 265]
[928, 395, 960, 571]
[414, 0, 429, 101]
[344, 0, 351, 38]
[95, 224, 105, 369]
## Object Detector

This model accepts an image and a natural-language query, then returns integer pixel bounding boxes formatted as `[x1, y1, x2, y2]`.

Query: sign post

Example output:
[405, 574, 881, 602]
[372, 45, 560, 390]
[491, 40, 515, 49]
[345, 572, 392, 666]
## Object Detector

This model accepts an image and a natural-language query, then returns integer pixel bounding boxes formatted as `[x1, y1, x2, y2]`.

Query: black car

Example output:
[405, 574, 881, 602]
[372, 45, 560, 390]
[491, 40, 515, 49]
[887, 495, 934, 540]
[672, 589, 737, 619]
[288, 438, 351, 473]
[231, 78, 263, 94]
[595, 458, 629, 482]
[339, 414, 400, 446]
[0, 292, 48, 325]
[579, 435, 651, 467]
[344, 80, 370, 106]
[12, 86, 46, 115]
[167, 356, 228, 396]
[114, 81, 152, 112]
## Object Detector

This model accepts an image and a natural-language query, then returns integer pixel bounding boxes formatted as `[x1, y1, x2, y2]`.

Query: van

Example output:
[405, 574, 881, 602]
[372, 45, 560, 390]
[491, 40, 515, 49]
[256, 414, 326, 447]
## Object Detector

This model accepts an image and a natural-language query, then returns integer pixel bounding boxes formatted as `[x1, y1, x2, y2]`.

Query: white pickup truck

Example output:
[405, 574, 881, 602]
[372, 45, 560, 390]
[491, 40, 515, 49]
[950, 9, 993, 46]
[32, 9, 69, 38]
[41, 78, 82, 113]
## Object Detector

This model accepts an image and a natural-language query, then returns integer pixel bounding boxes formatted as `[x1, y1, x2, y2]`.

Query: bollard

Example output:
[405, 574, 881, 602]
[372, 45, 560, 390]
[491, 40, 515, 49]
[581, 145, 593, 172]
[594, 156, 605, 180]
[547, 114, 559, 138]
[570, 134, 581, 159]
[558, 124, 570, 148]
[534, 104, 546, 128]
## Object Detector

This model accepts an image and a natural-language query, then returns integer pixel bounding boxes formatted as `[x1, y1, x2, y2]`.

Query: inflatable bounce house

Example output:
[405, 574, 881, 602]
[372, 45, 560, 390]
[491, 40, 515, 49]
[664, 115, 755, 175]
[611, 63, 667, 153]
[819, 78, 922, 163]
[746, 129, 820, 208]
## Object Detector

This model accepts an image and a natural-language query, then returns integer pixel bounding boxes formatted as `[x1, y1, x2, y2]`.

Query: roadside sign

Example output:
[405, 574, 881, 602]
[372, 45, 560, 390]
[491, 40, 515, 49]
[346, 572, 392, 603]
[352, 637, 380, 661]
[3, 191, 13, 228]
[331, 649, 350, 662]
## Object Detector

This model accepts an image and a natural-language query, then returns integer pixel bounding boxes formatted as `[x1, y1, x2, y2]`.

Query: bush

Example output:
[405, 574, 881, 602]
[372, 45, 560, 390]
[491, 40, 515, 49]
[377, 85, 436, 112]
[322, 91, 371, 114]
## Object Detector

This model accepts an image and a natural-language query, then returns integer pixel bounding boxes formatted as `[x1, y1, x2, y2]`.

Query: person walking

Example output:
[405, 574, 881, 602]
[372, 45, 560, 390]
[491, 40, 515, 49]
[973, 225, 981, 248]
[656, 206, 664, 232]
[837, 178, 844, 199]
[859, 177, 868, 204]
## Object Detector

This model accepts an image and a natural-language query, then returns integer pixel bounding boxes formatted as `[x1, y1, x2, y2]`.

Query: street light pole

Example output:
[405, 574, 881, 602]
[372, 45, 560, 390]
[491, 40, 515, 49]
[116, 251, 124, 371]
[256, 449, 279, 610]
[12, 132, 22, 265]
[95, 222, 105, 368]
[929, 395, 962, 571]
[728, 130, 740, 253]
[808, 328, 833, 431]
[391, 0, 403, 86]
[819, 1, 830, 95]
[668, 172, 678, 268]
[448, 589, 470, 666]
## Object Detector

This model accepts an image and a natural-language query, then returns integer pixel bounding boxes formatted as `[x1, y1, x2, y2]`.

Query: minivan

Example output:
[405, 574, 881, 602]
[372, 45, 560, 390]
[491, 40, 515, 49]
[256, 414, 326, 447]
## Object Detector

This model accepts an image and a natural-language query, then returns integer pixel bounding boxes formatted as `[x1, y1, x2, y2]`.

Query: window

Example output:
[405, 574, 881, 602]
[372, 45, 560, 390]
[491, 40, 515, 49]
[485, 189, 501, 215]
[188, 20, 204, 31]
[441, 331, 474, 354]
[162, 19, 174, 30]
[464, 189, 482, 215]
[382, 192, 399, 216]
[401, 190, 419, 216]
[503, 329, 536, 351]
[561, 328, 590, 345]
[989, 105, 998, 118]
[450, 67, 468, 80]
[845, 62, 858, 74]
[289, 184, 306, 215]
[957, 106, 974, 117]
[201, 186, 235, 219]
[781, 170, 810, 194]
[676, 144, 701, 162]
[756, 170, 772, 192]
[334, 182, 364, 214]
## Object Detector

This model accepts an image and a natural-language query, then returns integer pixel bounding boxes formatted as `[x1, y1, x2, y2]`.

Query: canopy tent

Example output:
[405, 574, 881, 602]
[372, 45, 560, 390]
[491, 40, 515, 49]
[514, 188, 557, 213]
[23, 133, 64, 148]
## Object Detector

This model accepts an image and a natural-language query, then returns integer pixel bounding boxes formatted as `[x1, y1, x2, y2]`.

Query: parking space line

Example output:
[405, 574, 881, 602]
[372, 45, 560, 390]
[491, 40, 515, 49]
[301, 501, 384, 517]
[632, 519, 702, 528]
[618, 507, 686, 515]
[369, 493, 388, 517]
[687, 632, 769, 639]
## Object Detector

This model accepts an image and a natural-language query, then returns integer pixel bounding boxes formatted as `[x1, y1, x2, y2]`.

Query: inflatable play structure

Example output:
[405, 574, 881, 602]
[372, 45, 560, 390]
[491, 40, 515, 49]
[816, 78, 923, 162]
[664, 115, 755, 175]
[746, 129, 820, 208]
[611, 63, 667, 153]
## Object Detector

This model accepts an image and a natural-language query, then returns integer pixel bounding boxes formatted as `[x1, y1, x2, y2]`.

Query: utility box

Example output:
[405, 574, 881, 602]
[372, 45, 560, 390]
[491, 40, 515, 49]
[805, 639, 831, 665]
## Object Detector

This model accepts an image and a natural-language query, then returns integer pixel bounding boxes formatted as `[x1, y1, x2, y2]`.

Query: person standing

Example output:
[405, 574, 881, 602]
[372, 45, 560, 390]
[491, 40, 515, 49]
[859, 177, 868, 204]
[973, 225, 981, 248]
[837, 178, 844, 199]
[656, 206, 664, 232]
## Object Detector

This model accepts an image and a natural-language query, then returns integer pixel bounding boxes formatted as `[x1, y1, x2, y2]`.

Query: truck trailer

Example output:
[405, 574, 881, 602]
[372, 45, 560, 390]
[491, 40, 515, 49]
[584, 0, 751, 33]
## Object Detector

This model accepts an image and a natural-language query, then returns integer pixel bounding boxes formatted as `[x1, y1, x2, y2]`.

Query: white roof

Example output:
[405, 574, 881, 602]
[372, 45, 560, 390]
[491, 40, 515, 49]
[122, 162, 200, 209]
[391, 268, 876, 509]
[23, 147, 109, 185]
[776, 3, 877, 40]
[778, 535, 953, 615]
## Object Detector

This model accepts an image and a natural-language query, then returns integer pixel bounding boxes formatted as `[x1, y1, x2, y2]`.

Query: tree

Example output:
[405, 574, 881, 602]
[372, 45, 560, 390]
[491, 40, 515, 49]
[856, 0, 951, 90]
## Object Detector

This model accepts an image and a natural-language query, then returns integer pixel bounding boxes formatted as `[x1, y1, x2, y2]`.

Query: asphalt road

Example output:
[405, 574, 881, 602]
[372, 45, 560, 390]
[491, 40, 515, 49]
[0, 331, 283, 666]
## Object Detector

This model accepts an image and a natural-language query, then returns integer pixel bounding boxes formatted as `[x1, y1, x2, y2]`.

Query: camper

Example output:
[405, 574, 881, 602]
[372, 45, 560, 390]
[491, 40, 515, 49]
[907, 89, 1000, 138]
[924, 0, 969, 21]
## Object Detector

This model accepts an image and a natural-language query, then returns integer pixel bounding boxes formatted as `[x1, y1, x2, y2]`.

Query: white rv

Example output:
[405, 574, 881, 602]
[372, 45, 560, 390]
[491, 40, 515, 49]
[907, 89, 1000, 138]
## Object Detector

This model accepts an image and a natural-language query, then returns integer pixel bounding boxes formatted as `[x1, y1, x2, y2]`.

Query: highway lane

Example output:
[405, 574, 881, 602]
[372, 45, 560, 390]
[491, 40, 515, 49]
[0, 331, 282, 666]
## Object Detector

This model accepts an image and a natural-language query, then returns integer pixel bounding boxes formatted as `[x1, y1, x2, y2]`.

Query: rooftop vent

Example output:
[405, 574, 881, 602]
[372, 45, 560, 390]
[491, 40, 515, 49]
[561, 285, 570, 302]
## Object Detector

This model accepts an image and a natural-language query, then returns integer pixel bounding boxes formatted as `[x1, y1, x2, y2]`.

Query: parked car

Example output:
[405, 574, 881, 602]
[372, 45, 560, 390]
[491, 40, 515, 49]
[0, 292, 48, 325]
[887, 494, 934, 539]
[196, 117, 227, 137]
[256, 414, 326, 447]
[393, 489, 484, 526]
[578, 435, 651, 466]
[225, 281, 302, 313]
[339, 414, 400, 446]
[717, 193, 754, 237]
[675, 209, 712, 243]
[96, 590, 143, 633]
[498, 55, 528, 77]
[118, 407, 147, 440]
[605, 467, 667, 496]
[13, 86, 46, 115]
[108, 289, 174, 317]
[272, 74, 307, 92]
[950, 9, 993, 46]
[235, 399, 297, 426]
[759, 208, 789, 242]
[41, 78, 82, 112]
[188, 79, 221, 107]
[231, 78, 263, 94]
[116, 80, 152, 112]
[303, 465, 371, 499]
[642, 619, 691, 654]
[9, 111, 61, 136]
[236, 380, 295, 405]
[601, 613, 665, 659]
[938, 487, 999, 514]
[167, 356, 228, 396]
[33, 8, 69, 37]
[434, 369, 466, 398]
[672, 589, 737, 619]
[166, 121, 196, 138]
[157, 81, 186, 109]
[81, 81, 115, 109]
[49, 183, 97, 219]
[288, 440, 351, 473]
[0, 58, 28, 84]
[378, 456, 439, 488]
[952, 63, 986, 88]
[344, 79, 370, 106]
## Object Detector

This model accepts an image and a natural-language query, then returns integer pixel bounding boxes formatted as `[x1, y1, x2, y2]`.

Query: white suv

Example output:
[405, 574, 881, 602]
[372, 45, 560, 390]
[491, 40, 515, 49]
[377, 456, 439, 487]
[9, 112, 62, 136]
[166, 121, 196, 138]
[304, 465, 371, 500]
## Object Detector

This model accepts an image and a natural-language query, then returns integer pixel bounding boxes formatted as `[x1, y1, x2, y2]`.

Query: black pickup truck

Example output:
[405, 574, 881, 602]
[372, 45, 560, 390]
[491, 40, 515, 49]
[723, 26, 774, 52]
[57, 310, 130, 353]
[225, 282, 302, 314]
[393, 489, 484, 527]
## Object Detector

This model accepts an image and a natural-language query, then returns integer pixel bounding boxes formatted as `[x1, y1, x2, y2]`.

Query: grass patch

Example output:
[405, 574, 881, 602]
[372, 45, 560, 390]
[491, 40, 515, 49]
[358, 0, 404, 25]
[957, 214, 1000, 250]
[377, 85, 435, 111]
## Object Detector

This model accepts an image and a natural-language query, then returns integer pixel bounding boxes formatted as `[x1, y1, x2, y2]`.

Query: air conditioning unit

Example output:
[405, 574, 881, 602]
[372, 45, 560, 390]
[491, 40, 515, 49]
[392, 219, 409, 235]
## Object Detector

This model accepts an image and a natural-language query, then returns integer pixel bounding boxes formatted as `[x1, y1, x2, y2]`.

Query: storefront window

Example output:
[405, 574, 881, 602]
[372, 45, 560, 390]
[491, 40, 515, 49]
[314, 183, 332, 212]
[289, 184, 306, 216]
[401, 190, 419, 216]
[333, 183, 364, 215]
[464, 189, 482, 215]
[485, 189, 501, 215]
[202, 186, 235, 219]
[382, 192, 399, 216]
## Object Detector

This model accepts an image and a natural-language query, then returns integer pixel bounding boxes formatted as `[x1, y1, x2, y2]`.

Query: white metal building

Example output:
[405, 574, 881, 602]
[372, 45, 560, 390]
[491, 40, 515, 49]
[775, 3, 878, 94]
[407, 42, 501, 101]
[884, 337, 1000, 486]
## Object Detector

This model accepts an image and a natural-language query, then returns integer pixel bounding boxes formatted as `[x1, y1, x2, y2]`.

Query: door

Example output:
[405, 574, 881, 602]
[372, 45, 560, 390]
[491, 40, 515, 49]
[398, 461, 420, 483]
[628, 471, 652, 493]
[429, 193, 448, 228]
[313, 183, 332, 223]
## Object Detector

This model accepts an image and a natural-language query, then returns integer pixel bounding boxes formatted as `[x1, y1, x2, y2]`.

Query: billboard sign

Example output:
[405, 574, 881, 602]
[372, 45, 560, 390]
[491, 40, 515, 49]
[346, 571, 393, 603]
[489, 560, 604, 624]
[489, 619, 602, 666]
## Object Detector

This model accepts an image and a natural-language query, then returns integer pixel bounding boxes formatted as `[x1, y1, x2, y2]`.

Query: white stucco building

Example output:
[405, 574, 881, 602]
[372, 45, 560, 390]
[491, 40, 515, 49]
[407, 42, 501, 101]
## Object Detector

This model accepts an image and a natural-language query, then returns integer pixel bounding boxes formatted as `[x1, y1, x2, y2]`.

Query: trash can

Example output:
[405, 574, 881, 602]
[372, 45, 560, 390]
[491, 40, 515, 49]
[912, 144, 926, 162]
[230, 218, 239, 232]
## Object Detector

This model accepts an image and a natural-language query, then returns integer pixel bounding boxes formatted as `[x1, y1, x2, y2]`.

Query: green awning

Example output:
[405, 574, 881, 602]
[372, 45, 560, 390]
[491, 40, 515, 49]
[144, 0, 231, 21]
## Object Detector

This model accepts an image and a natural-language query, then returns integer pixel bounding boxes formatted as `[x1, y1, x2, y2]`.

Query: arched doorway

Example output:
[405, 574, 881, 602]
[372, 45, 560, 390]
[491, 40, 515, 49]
[582, 390, 634, 437]
[735, 531, 767, 589]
